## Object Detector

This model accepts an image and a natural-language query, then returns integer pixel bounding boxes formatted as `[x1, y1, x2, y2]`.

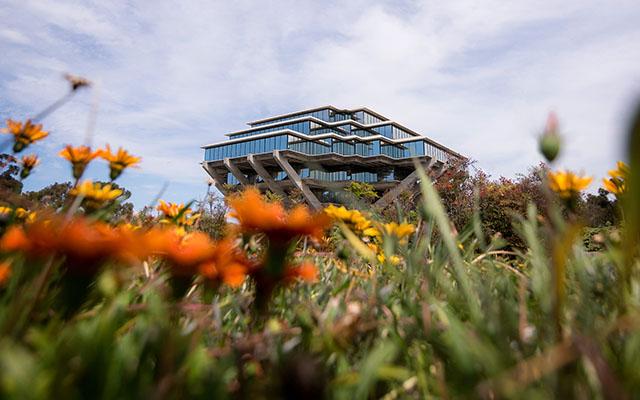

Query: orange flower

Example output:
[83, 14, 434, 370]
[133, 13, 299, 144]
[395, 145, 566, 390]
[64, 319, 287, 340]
[99, 144, 141, 180]
[198, 237, 250, 287]
[140, 229, 250, 289]
[0, 261, 11, 286]
[59, 145, 101, 179]
[0, 226, 30, 253]
[20, 154, 39, 179]
[285, 261, 319, 283]
[161, 230, 216, 275]
[2, 119, 49, 153]
[0, 216, 143, 275]
[227, 188, 330, 306]
[227, 187, 331, 244]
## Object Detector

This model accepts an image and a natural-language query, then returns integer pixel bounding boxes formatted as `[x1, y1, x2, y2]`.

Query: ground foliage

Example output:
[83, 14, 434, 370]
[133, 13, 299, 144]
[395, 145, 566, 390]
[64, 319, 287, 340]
[0, 77, 639, 399]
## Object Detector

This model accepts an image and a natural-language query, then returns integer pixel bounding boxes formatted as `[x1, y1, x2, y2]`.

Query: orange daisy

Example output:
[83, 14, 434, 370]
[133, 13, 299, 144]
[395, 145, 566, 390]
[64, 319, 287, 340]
[0, 261, 11, 286]
[2, 119, 49, 153]
[227, 187, 331, 244]
[59, 145, 101, 179]
[20, 154, 40, 179]
[99, 144, 141, 180]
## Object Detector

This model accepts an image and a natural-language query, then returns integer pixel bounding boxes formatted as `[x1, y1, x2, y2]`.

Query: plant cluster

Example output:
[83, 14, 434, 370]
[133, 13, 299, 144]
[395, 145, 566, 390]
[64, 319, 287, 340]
[0, 76, 639, 399]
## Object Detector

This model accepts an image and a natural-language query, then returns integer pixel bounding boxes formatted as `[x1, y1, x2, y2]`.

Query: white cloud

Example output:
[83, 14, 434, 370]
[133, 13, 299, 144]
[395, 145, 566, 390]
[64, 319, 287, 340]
[1, 0, 639, 205]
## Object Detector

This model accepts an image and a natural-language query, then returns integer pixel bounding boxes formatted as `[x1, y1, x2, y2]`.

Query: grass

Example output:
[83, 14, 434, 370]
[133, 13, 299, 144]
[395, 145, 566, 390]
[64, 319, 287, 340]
[0, 78, 639, 399]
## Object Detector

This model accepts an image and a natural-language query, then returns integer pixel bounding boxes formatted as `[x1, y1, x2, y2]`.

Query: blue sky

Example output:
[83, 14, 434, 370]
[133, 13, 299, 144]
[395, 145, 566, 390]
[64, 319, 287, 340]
[1, 0, 640, 208]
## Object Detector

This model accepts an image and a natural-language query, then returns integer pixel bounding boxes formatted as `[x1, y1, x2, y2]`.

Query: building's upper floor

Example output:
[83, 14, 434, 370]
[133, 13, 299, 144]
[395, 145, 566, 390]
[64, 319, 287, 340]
[202, 106, 463, 163]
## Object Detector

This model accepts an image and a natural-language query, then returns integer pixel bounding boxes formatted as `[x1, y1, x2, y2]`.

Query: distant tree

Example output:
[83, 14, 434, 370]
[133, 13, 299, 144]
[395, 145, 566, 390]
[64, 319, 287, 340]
[264, 190, 284, 204]
[434, 159, 475, 231]
[196, 193, 228, 240]
[288, 188, 306, 205]
[25, 182, 73, 211]
[131, 206, 156, 228]
[24, 181, 134, 220]
[379, 188, 420, 224]
[432, 161, 555, 248]
[579, 188, 619, 227]
[344, 181, 378, 204]
[0, 154, 23, 194]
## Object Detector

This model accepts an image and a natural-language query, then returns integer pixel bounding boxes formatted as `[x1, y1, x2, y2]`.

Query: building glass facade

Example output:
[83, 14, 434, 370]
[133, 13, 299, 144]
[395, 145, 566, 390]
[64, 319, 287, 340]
[203, 106, 460, 187]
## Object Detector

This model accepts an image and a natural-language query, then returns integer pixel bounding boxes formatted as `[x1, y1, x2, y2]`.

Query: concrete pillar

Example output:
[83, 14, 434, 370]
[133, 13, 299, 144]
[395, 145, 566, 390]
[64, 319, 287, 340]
[247, 154, 287, 198]
[223, 158, 250, 185]
[273, 150, 322, 211]
[201, 162, 228, 195]
[374, 157, 436, 209]
[434, 160, 448, 178]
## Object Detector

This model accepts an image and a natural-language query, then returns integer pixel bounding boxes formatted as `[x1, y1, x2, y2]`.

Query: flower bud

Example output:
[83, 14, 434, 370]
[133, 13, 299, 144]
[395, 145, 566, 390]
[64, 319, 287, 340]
[539, 112, 561, 162]
[20, 167, 32, 180]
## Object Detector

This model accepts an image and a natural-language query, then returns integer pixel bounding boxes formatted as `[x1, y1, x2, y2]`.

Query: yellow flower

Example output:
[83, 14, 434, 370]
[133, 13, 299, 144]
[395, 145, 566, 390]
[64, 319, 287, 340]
[382, 222, 416, 240]
[602, 178, 625, 195]
[376, 251, 402, 266]
[547, 170, 592, 199]
[2, 119, 49, 153]
[361, 227, 381, 238]
[602, 161, 630, 195]
[324, 204, 352, 220]
[117, 222, 141, 231]
[324, 204, 376, 235]
[70, 180, 123, 211]
[59, 145, 101, 180]
[366, 242, 380, 254]
[20, 154, 40, 179]
[99, 144, 141, 180]
[608, 161, 630, 179]
[157, 200, 200, 227]
[157, 200, 183, 219]
[0, 207, 35, 223]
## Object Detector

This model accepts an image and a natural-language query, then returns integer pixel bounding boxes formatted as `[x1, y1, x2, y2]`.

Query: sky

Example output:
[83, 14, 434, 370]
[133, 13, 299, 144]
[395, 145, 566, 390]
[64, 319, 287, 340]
[1, 0, 640, 208]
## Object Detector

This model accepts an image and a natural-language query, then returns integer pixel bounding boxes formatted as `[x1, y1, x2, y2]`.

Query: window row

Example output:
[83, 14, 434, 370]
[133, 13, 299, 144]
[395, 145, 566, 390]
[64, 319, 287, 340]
[354, 111, 384, 125]
[206, 135, 448, 162]
[205, 134, 288, 160]
[229, 121, 310, 139]
[225, 169, 382, 185]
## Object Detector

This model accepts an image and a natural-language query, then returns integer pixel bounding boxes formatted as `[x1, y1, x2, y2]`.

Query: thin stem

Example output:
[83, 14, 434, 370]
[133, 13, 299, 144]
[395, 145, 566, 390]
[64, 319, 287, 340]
[83, 84, 100, 147]
[31, 92, 75, 122]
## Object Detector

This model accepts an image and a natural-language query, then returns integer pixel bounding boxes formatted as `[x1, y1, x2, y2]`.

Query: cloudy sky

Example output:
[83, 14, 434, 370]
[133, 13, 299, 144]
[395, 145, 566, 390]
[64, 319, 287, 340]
[1, 0, 640, 207]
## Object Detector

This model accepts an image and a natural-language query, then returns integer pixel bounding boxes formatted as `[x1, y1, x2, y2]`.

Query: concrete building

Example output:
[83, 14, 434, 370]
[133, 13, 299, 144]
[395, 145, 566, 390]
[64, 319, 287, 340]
[202, 106, 463, 210]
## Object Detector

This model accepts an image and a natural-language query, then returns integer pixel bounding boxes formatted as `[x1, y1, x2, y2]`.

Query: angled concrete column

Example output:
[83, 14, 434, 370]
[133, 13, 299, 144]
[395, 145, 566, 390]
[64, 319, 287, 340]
[374, 158, 435, 209]
[273, 150, 322, 211]
[201, 163, 228, 196]
[247, 154, 287, 198]
[434, 161, 448, 178]
[223, 158, 250, 185]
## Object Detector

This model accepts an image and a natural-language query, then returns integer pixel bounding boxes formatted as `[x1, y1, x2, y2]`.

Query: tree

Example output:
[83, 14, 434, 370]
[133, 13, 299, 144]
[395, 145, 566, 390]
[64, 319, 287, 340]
[344, 181, 378, 203]
[25, 182, 73, 210]
[24, 181, 134, 220]
[196, 193, 227, 240]
[0, 154, 23, 194]
[579, 188, 619, 227]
